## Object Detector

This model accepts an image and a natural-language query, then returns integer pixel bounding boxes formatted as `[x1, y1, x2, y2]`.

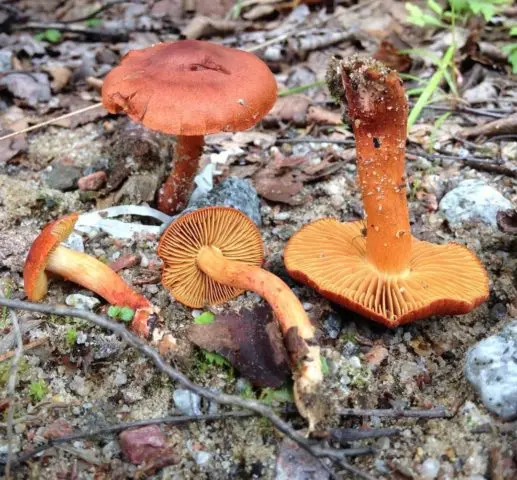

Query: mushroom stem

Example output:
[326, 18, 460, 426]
[46, 246, 153, 336]
[341, 58, 411, 273]
[157, 135, 205, 214]
[197, 245, 323, 429]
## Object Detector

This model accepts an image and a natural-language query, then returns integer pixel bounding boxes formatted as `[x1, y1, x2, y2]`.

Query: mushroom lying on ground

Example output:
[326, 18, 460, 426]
[102, 40, 277, 214]
[24, 213, 156, 336]
[284, 56, 489, 327]
[157, 206, 322, 429]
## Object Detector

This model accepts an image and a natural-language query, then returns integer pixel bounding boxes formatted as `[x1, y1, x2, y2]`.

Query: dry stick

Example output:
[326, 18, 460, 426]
[339, 407, 453, 419]
[0, 337, 48, 363]
[12, 22, 128, 41]
[4, 305, 24, 480]
[0, 298, 376, 480]
[8, 412, 254, 468]
[60, 0, 131, 23]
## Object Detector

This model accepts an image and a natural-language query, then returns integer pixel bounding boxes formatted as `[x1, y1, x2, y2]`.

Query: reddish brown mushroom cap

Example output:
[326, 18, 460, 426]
[24, 212, 78, 301]
[284, 219, 490, 327]
[102, 40, 278, 136]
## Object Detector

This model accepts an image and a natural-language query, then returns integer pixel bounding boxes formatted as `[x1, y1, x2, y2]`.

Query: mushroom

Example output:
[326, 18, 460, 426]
[284, 56, 489, 327]
[102, 40, 277, 214]
[157, 206, 323, 429]
[24, 213, 155, 336]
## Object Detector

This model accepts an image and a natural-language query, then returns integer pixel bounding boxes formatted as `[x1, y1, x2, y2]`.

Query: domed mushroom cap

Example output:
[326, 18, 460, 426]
[24, 213, 78, 301]
[102, 40, 278, 136]
[284, 219, 489, 327]
[158, 207, 264, 308]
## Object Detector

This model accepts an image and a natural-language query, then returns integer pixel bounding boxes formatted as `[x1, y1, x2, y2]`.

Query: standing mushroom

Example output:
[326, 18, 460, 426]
[157, 206, 322, 429]
[24, 213, 156, 337]
[284, 56, 489, 327]
[102, 40, 277, 214]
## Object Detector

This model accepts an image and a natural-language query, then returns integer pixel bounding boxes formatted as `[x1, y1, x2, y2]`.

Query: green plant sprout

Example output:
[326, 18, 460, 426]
[107, 306, 135, 322]
[28, 379, 48, 402]
[66, 327, 78, 347]
[34, 29, 62, 44]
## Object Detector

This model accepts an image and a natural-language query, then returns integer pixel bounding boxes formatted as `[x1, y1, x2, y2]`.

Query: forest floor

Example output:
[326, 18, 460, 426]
[1, 0, 517, 479]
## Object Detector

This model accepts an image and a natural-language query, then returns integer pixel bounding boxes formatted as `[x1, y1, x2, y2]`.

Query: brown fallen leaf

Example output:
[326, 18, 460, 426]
[45, 66, 72, 92]
[497, 209, 517, 234]
[183, 16, 247, 39]
[373, 40, 412, 72]
[306, 105, 343, 125]
[0, 134, 27, 164]
[188, 305, 291, 388]
[264, 95, 311, 127]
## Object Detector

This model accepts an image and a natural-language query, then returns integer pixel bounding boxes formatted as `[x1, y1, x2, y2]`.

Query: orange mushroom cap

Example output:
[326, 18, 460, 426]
[102, 40, 278, 136]
[24, 212, 78, 301]
[284, 219, 489, 327]
[157, 207, 264, 307]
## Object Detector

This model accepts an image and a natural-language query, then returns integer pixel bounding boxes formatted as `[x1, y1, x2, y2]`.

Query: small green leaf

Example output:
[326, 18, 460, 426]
[66, 328, 78, 347]
[510, 26, 517, 36]
[260, 386, 293, 405]
[29, 380, 48, 402]
[427, 0, 444, 16]
[194, 311, 216, 325]
[119, 307, 135, 322]
[107, 306, 121, 318]
[35, 29, 62, 44]
[85, 17, 103, 27]
[321, 356, 329, 376]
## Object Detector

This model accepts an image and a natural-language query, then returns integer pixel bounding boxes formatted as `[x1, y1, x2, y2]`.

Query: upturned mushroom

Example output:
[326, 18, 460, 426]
[157, 206, 322, 429]
[284, 56, 489, 327]
[102, 40, 277, 214]
[24, 213, 156, 336]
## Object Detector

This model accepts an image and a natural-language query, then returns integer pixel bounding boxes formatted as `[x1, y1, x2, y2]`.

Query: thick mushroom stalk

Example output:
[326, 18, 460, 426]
[157, 135, 204, 214]
[341, 59, 411, 273]
[24, 213, 156, 337]
[284, 56, 489, 327]
[158, 207, 324, 430]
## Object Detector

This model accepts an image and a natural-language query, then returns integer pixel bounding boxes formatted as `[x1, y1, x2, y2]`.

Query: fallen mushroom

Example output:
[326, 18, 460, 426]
[157, 206, 323, 429]
[284, 56, 489, 327]
[24, 213, 156, 337]
[102, 40, 277, 214]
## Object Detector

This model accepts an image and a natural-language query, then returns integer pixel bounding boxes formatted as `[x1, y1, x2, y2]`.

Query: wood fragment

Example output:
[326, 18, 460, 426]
[460, 113, 517, 138]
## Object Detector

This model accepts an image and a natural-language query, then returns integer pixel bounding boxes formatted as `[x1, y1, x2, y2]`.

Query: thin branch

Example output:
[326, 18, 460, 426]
[8, 412, 253, 468]
[0, 104, 103, 142]
[12, 22, 128, 42]
[60, 0, 130, 24]
[4, 304, 24, 479]
[0, 338, 48, 363]
[339, 407, 453, 419]
[276, 137, 355, 145]
[0, 298, 375, 480]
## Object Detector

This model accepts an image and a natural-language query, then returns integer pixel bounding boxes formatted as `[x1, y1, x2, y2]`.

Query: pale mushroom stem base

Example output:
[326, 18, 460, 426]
[46, 246, 153, 336]
[197, 245, 323, 430]
[157, 135, 205, 214]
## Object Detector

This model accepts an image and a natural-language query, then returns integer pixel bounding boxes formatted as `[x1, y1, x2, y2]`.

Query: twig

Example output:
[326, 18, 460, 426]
[460, 112, 517, 139]
[471, 422, 517, 434]
[12, 22, 128, 42]
[4, 304, 24, 479]
[339, 407, 453, 419]
[0, 298, 375, 480]
[0, 103, 103, 142]
[60, 0, 130, 24]
[8, 412, 253, 468]
[276, 137, 354, 145]
[0, 338, 48, 363]
[331, 427, 400, 442]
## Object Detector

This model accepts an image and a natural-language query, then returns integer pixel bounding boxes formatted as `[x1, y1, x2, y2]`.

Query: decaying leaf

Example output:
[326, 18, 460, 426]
[188, 305, 291, 387]
[264, 94, 311, 127]
[373, 40, 412, 72]
[497, 209, 517, 234]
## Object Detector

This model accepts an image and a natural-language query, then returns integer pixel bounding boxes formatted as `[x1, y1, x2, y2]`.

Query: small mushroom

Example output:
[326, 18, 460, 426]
[24, 213, 155, 336]
[102, 40, 277, 214]
[157, 206, 322, 429]
[284, 56, 489, 327]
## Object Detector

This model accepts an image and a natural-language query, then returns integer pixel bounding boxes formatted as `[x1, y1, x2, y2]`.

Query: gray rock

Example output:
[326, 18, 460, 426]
[188, 177, 261, 226]
[46, 163, 82, 191]
[275, 438, 329, 480]
[173, 389, 202, 416]
[65, 294, 100, 311]
[439, 179, 513, 227]
[465, 321, 517, 419]
[323, 312, 343, 339]
[0, 49, 12, 72]
[0, 72, 51, 106]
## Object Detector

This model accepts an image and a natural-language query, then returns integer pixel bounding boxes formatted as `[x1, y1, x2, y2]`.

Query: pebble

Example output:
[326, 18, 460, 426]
[77, 171, 107, 191]
[69, 375, 89, 396]
[364, 345, 389, 368]
[45, 163, 82, 191]
[501, 142, 517, 162]
[114, 372, 128, 386]
[173, 389, 202, 416]
[0, 49, 12, 72]
[65, 294, 100, 311]
[464, 321, 517, 419]
[275, 438, 330, 480]
[62, 232, 85, 252]
[119, 425, 166, 464]
[323, 312, 343, 339]
[439, 179, 513, 228]
[419, 458, 441, 479]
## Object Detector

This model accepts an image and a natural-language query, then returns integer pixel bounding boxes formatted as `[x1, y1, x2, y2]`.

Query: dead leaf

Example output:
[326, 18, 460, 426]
[264, 95, 310, 127]
[183, 16, 247, 39]
[0, 133, 27, 164]
[497, 209, 517, 234]
[254, 170, 306, 204]
[306, 105, 343, 125]
[373, 40, 412, 72]
[188, 305, 291, 388]
[45, 66, 72, 92]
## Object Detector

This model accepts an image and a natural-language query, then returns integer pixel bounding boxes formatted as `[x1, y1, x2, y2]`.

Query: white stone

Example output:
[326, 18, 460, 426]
[420, 458, 440, 479]
[465, 321, 517, 419]
[439, 179, 513, 227]
[65, 294, 100, 311]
